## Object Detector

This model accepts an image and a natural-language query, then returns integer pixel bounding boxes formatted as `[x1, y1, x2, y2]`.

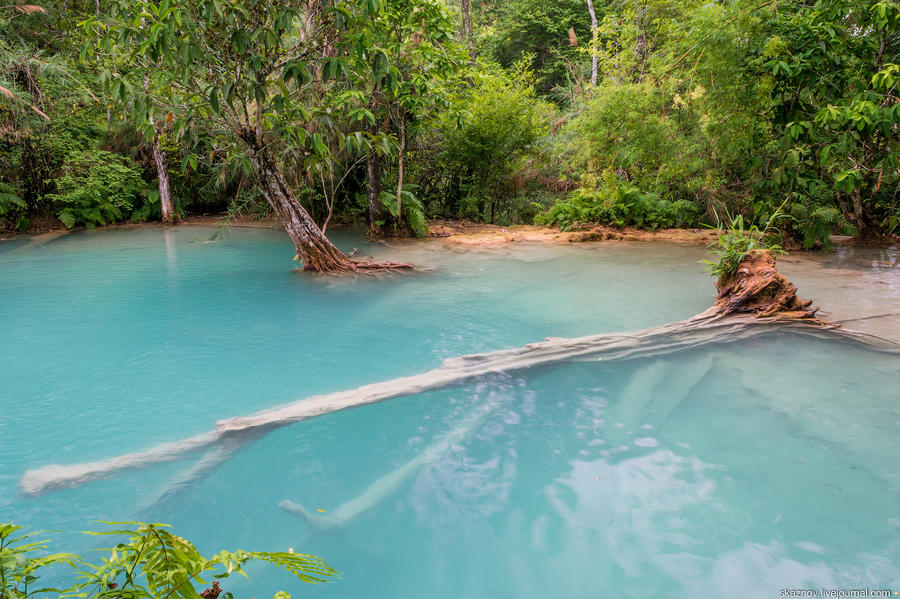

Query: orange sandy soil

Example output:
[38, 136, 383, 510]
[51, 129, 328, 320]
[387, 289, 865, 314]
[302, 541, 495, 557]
[175, 216, 720, 246]
[426, 219, 719, 247]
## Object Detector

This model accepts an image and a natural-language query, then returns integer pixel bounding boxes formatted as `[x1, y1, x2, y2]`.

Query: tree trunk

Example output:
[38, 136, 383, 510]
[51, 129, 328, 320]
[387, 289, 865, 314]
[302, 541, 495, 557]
[849, 188, 885, 241]
[366, 148, 384, 237]
[586, 0, 598, 86]
[240, 133, 410, 271]
[244, 137, 355, 271]
[396, 118, 405, 218]
[461, 0, 472, 41]
[151, 126, 176, 224]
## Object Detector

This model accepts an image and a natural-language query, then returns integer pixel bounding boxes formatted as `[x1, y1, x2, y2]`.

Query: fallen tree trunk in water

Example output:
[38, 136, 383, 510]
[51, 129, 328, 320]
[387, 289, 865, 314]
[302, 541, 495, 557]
[19, 313, 897, 496]
[18, 252, 899, 496]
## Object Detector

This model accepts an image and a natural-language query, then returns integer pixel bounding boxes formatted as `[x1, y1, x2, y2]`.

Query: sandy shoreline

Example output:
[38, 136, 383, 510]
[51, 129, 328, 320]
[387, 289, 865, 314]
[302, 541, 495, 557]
[0, 216, 730, 247]
[4, 216, 895, 250]
[426, 220, 720, 246]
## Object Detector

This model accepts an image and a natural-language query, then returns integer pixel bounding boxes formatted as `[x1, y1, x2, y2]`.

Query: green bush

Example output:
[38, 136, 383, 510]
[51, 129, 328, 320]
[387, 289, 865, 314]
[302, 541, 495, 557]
[47, 150, 147, 228]
[412, 58, 553, 223]
[479, 0, 593, 95]
[0, 521, 335, 599]
[379, 187, 428, 238]
[791, 203, 843, 249]
[536, 175, 700, 231]
[703, 206, 787, 278]
[563, 83, 715, 204]
[0, 182, 27, 230]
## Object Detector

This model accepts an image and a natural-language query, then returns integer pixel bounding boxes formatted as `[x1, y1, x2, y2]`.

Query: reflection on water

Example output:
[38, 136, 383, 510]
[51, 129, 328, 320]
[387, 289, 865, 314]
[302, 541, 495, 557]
[1, 227, 898, 598]
[779, 245, 900, 340]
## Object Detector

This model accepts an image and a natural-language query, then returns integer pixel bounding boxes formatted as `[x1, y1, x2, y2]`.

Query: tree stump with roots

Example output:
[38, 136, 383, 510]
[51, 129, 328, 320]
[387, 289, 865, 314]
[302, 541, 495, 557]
[712, 249, 818, 319]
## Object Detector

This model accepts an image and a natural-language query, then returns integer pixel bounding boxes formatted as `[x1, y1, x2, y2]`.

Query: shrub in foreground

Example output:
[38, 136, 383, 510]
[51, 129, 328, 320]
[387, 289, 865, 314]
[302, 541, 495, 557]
[0, 521, 335, 599]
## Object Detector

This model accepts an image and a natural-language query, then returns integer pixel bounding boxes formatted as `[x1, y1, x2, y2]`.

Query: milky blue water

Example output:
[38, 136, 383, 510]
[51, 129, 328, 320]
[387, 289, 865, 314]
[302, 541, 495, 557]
[1, 227, 899, 598]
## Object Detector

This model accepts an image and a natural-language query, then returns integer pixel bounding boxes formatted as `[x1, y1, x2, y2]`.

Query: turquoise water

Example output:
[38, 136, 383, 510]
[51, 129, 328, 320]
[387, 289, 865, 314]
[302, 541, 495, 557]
[1, 227, 899, 598]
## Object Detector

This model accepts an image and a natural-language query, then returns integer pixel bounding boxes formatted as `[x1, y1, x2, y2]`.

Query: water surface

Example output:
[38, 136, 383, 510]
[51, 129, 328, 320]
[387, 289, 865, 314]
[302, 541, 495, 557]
[1, 227, 898, 598]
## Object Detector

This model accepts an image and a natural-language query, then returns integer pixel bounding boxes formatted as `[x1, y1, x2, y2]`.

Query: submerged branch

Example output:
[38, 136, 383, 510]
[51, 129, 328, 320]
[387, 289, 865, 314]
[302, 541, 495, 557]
[18, 312, 896, 496]
[17, 251, 896, 496]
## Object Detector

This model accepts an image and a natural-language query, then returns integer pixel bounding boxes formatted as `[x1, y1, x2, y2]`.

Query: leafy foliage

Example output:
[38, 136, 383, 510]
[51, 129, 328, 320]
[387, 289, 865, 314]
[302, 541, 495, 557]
[753, 0, 900, 238]
[0, 522, 335, 599]
[0, 523, 76, 599]
[791, 203, 843, 249]
[536, 177, 699, 231]
[380, 187, 428, 238]
[411, 59, 553, 223]
[0, 182, 27, 225]
[564, 83, 716, 203]
[703, 206, 787, 278]
[48, 150, 146, 228]
[479, 0, 593, 94]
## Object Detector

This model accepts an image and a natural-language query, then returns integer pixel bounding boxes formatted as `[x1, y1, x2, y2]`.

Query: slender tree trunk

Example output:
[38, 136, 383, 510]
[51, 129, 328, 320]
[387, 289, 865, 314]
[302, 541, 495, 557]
[144, 70, 174, 223]
[461, 0, 472, 41]
[242, 135, 355, 271]
[150, 121, 176, 224]
[586, 0, 598, 86]
[396, 118, 405, 218]
[850, 188, 880, 239]
[836, 190, 854, 225]
[366, 148, 384, 237]
[634, 12, 648, 81]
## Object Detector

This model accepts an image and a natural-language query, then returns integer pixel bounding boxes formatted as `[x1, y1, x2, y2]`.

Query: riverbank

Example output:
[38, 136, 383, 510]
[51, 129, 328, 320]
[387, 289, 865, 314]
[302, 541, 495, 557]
[0, 216, 754, 247]
[8, 215, 897, 248]
[426, 220, 719, 246]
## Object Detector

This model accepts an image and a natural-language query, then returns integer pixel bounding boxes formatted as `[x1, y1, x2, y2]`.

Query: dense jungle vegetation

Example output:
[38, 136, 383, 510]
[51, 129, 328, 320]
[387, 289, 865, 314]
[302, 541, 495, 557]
[1, 0, 898, 260]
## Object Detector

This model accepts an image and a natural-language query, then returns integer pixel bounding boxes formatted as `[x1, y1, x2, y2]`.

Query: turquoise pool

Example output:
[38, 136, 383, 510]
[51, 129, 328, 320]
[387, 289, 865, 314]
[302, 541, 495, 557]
[1, 227, 898, 598]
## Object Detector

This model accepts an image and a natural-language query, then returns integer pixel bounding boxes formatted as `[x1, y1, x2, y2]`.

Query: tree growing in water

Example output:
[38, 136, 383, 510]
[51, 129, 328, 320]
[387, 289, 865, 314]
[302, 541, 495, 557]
[84, 0, 417, 271]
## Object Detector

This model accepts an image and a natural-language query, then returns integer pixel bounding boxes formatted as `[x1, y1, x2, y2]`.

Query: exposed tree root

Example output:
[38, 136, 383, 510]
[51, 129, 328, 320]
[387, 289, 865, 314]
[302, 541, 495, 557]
[712, 249, 819, 320]
[297, 259, 414, 273]
[335, 259, 413, 272]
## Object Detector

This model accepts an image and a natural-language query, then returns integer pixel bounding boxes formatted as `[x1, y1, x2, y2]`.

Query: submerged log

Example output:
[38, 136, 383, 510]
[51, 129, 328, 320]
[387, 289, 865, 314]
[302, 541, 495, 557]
[17, 249, 899, 496]
[712, 249, 818, 319]
[19, 312, 897, 496]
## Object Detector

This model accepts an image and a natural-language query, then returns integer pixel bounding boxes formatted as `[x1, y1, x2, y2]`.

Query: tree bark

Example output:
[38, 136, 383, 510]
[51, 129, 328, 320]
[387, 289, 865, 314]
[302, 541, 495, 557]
[461, 0, 472, 41]
[151, 124, 176, 224]
[396, 118, 405, 218]
[243, 135, 355, 271]
[366, 147, 384, 237]
[586, 0, 598, 86]
[849, 188, 885, 240]
[240, 132, 410, 271]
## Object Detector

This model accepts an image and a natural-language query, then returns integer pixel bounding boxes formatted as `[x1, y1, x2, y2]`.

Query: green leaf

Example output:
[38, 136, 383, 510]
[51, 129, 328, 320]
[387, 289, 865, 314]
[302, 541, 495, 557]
[310, 133, 327, 156]
[209, 88, 219, 114]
